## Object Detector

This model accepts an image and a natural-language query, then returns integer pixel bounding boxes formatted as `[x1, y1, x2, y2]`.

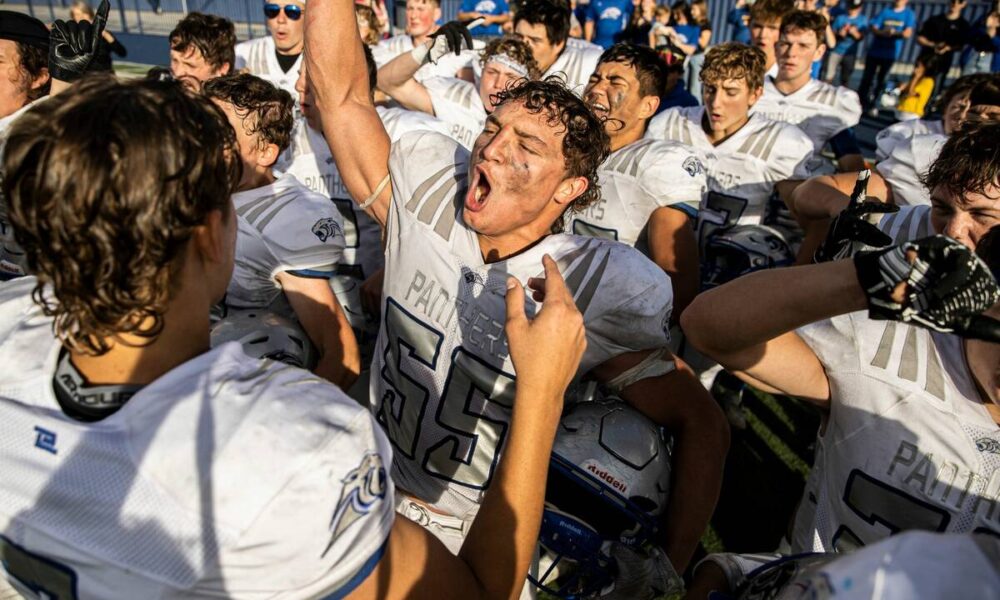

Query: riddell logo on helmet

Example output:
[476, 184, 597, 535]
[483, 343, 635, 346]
[584, 461, 628, 494]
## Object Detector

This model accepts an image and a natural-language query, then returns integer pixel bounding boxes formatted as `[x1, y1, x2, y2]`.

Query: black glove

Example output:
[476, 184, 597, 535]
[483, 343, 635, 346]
[854, 235, 1000, 342]
[426, 19, 475, 63]
[814, 169, 899, 263]
[48, 0, 110, 82]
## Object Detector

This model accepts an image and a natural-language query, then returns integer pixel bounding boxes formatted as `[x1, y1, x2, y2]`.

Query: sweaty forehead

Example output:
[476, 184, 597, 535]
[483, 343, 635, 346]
[490, 101, 565, 147]
[932, 184, 1000, 210]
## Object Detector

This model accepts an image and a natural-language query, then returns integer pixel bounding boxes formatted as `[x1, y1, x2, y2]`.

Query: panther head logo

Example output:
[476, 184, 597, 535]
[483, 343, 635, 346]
[312, 217, 343, 243]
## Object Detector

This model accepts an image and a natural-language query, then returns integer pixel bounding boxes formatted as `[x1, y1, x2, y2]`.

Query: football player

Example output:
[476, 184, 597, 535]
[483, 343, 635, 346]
[371, 0, 475, 81]
[306, 0, 730, 579]
[279, 47, 451, 386]
[683, 214, 1000, 553]
[874, 73, 991, 161]
[0, 73, 589, 599]
[748, 0, 795, 78]
[234, 0, 305, 103]
[168, 12, 235, 92]
[644, 42, 813, 256]
[0, 11, 49, 127]
[203, 74, 360, 389]
[574, 43, 706, 318]
[751, 10, 864, 175]
[378, 30, 540, 149]
[513, 0, 603, 94]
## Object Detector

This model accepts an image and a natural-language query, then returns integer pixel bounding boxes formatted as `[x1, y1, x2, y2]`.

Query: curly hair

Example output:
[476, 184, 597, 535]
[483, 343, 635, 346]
[780, 9, 828, 43]
[2, 75, 241, 356]
[922, 121, 1000, 201]
[493, 77, 611, 226]
[202, 73, 294, 153]
[598, 43, 668, 98]
[700, 42, 766, 92]
[513, 1, 571, 46]
[15, 42, 50, 101]
[169, 12, 236, 74]
[482, 35, 542, 80]
[750, 0, 795, 26]
[355, 4, 381, 46]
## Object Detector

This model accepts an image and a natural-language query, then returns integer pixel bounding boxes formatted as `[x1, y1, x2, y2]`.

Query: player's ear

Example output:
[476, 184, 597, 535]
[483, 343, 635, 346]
[30, 67, 50, 93]
[258, 142, 281, 169]
[554, 176, 589, 207]
[192, 207, 230, 265]
[748, 84, 763, 106]
[813, 42, 827, 62]
[638, 94, 660, 120]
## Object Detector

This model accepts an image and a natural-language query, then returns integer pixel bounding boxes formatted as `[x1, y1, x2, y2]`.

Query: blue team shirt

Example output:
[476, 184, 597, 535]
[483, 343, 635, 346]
[832, 13, 869, 55]
[868, 6, 916, 60]
[587, 0, 634, 48]
[460, 0, 509, 36]
[727, 7, 751, 44]
[658, 79, 699, 111]
[671, 24, 702, 48]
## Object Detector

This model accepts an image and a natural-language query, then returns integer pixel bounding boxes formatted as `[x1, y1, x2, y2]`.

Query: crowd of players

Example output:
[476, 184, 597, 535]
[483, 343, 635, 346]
[0, 0, 998, 597]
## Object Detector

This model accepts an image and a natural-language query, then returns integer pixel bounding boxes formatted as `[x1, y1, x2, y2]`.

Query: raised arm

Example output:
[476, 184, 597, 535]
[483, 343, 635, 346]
[376, 48, 436, 115]
[305, 0, 393, 227]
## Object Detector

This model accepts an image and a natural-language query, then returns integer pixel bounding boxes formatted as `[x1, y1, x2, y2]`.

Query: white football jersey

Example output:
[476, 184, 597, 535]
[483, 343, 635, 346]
[644, 107, 813, 247]
[227, 173, 345, 317]
[544, 43, 602, 95]
[751, 76, 861, 175]
[790, 313, 1000, 553]
[875, 118, 944, 162]
[0, 277, 394, 598]
[374, 131, 674, 519]
[423, 77, 486, 149]
[234, 36, 301, 105]
[877, 204, 936, 244]
[372, 35, 477, 82]
[565, 138, 705, 249]
[875, 132, 946, 206]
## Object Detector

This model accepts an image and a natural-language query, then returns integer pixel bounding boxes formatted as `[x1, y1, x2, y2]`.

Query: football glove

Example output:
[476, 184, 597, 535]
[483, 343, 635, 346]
[854, 235, 1000, 342]
[814, 169, 899, 263]
[411, 19, 480, 65]
[597, 543, 683, 600]
[48, 0, 110, 82]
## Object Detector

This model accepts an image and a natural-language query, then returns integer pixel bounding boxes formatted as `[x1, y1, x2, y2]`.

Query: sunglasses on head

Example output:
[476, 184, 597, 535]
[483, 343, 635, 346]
[264, 3, 302, 20]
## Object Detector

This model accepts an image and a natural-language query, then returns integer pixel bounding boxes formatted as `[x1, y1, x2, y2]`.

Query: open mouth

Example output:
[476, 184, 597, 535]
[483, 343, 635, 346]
[465, 165, 493, 213]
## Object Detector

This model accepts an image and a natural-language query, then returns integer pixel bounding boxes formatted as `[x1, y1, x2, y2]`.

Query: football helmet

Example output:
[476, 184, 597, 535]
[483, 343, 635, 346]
[210, 309, 318, 370]
[530, 399, 673, 598]
[329, 274, 372, 333]
[702, 225, 794, 288]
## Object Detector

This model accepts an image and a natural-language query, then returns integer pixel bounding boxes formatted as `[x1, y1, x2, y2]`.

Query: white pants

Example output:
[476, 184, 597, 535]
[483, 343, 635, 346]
[395, 495, 539, 599]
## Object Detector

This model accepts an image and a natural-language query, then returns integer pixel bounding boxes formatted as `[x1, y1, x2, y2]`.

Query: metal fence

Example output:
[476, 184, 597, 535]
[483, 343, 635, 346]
[11, 0, 996, 64]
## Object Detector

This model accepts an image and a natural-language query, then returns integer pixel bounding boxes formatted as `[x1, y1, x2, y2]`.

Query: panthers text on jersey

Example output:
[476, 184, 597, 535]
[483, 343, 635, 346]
[227, 172, 345, 318]
[374, 131, 674, 520]
[750, 76, 861, 175]
[789, 312, 1000, 553]
[875, 118, 944, 162]
[234, 36, 302, 104]
[644, 107, 813, 249]
[0, 277, 394, 598]
[875, 132, 946, 207]
[423, 77, 486, 150]
[372, 34, 479, 83]
[565, 138, 706, 250]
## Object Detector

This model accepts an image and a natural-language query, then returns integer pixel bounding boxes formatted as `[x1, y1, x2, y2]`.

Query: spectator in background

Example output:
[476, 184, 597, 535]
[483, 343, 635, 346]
[825, 0, 867, 85]
[728, 0, 752, 44]
[70, 0, 126, 72]
[916, 0, 970, 94]
[667, 1, 702, 55]
[685, 0, 712, 98]
[458, 0, 511, 38]
[356, 4, 383, 45]
[357, 0, 390, 37]
[657, 46, 699, 108]
[625, 0, 657, 46]
[650, 4, 673, 46]
[857, 0, 915, 113]
[962, 8, 999, 74]
[895, 50, 945, 119]
[169, 12, 236, 92]
[749, 0, 795, 76]
[584, 0, 634, 48]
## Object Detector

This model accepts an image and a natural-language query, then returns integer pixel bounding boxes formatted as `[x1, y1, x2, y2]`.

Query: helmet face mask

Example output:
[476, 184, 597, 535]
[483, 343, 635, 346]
[530, 400, 673, 598]
[702, 225, 795, 288]
[209, 309, 318, 369]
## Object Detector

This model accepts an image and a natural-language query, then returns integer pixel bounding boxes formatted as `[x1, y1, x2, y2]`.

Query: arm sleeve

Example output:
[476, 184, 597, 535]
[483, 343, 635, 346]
[263, 195, 346, 277]
[642, 147, 705, 215]
[109, 38, 126, 57]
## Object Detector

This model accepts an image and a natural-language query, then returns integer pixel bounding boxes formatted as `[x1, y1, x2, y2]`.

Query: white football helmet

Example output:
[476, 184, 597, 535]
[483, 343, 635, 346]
[702, 225, 794, 288]
[531, 399, 673, 598]
[210, 309, 317, 370]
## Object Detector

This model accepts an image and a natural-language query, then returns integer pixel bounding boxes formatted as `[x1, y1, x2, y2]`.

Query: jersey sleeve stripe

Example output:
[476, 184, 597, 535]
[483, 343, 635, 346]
[319, 539, 388, 600]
